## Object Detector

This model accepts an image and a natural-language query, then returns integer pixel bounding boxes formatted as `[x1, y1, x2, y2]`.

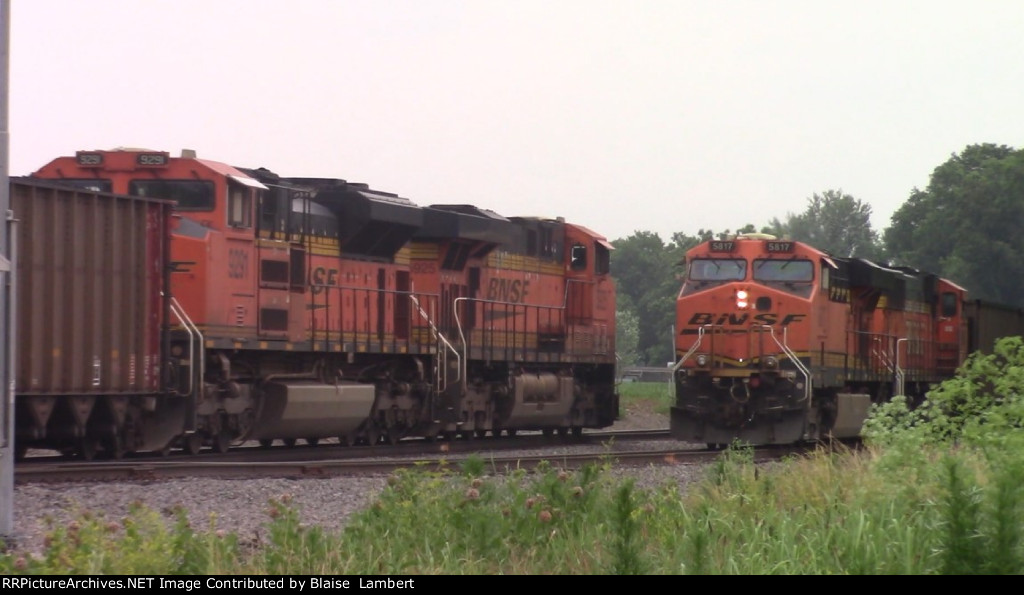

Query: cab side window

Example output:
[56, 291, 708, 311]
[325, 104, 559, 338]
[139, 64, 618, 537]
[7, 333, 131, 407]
[228, 184, 253, 228]
[570, 243, 587, 271]
[941, 292, 958, 317]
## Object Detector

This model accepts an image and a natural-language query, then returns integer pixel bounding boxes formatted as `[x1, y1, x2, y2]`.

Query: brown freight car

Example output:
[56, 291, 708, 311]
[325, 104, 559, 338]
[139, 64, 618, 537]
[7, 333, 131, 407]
[963, 298, 1024, 356]
[11, 178, 178, 459]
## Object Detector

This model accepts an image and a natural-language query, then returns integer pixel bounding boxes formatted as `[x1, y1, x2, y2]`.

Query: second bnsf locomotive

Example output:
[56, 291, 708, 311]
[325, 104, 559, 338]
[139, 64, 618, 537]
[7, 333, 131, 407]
[16, 147, 618, 459]
[670, 233, 1024, 447]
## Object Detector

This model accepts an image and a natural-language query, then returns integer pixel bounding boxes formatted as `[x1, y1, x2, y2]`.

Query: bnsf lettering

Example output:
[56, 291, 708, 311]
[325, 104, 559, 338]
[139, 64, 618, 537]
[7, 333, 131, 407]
[685, 312, 807, 326]
[310, 266, 339, 295]
[410, 262, 436, 274]
[486, 279, 530, 303]
[227, 248, 248, 279]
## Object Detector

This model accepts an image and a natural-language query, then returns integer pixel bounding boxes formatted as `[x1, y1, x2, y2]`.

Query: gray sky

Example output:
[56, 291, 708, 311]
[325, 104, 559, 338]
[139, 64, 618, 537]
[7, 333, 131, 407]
[10, 1, 1024, 242]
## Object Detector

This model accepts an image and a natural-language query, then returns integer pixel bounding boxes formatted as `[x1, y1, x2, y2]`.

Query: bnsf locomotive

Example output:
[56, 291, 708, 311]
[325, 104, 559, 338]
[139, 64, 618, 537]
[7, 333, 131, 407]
[670, 233, 1024, 447]
[15, 147, 618, 459]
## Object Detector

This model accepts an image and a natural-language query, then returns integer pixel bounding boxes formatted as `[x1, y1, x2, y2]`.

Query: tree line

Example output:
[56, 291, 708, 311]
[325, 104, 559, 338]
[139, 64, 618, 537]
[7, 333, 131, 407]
[610, 142, 1024, 367]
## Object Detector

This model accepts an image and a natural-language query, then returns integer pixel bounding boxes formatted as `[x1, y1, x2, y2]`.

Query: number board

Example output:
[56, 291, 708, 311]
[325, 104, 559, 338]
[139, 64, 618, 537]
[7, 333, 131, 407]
[765, 241, 794, 253]
[136, 152, 170, 167]
[75, 152, 104, 167]
[709, 240, 735, 252]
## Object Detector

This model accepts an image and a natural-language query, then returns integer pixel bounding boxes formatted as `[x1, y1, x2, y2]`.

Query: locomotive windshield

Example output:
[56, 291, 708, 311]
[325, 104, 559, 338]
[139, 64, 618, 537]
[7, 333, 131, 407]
[752, 258, 814, 282]
[42, 178, 113, 193]
[689, 258, 746, 281]
[129, 179, 215, 210]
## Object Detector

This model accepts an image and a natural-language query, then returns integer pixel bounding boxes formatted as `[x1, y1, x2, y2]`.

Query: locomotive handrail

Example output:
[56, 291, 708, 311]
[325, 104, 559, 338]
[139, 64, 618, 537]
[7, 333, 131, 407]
[453, 296, 482, 391]
[871, 334, 910, 396]
[894, 337, 907, 397]
[562, 278, 593, 307]
[760, 325, 812, 404]
[167, 295, 204, 401]
[452, 296, 565, 391]
[671, 325, 711, 372]
[409, 294, 461, 391]
[872, 336, 896, 373]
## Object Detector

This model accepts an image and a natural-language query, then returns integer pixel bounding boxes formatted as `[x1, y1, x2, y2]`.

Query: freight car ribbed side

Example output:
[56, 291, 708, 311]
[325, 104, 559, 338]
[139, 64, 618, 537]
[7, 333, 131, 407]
[11, 179, 170, 395]
[963, 298, 1024, 356]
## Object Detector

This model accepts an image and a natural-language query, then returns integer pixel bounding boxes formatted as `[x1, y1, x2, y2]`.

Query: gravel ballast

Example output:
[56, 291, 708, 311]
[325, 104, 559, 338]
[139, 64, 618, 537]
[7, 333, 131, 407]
[5, 410, 700, 559]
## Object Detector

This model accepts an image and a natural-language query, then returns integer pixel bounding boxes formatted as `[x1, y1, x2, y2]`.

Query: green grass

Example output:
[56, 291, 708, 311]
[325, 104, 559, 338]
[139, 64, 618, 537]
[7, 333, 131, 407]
[8, 343, 1024, 574]
[5, 442, 1023, 574]
[617, 381, 674, 416]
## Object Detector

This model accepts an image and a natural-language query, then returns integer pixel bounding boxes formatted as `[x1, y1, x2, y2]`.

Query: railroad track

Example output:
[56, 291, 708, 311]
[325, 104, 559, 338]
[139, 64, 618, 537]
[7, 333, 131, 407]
[14, 429, 813, 484]
[16, 427, 671, 462]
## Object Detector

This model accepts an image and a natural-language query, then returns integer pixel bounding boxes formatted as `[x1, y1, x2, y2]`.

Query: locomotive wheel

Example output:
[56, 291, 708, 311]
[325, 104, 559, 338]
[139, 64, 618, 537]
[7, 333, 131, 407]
[505, 428, 517, 437]
[282, 438, 297, 448]
[184, 433, 203, 456]
[384, 430, 401, 446]
[542, 428, 555, 439]
[366, 427, 381, 446]
[557, 427, 569, 439]
[306, 437, 320, 447]
[259, 439, 274, 448]
[14, 443, 28, 461]
[475, 429, 488, 439]
[572, 426, 583, 438]
[213, 432, 231, 454]
[158, 441, 173, 457]
[78, 438, 98, 461]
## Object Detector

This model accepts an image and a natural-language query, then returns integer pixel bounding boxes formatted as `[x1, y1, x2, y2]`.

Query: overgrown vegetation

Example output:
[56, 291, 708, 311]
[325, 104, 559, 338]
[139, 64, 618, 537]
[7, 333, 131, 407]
[4, 341, 1024, 574]
[617, 380, 674, 418]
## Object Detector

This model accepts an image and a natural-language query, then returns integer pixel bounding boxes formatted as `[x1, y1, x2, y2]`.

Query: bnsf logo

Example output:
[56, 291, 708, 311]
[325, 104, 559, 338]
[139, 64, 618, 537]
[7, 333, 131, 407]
[686, 313, 807, 326]
[486, 278, 530, 303]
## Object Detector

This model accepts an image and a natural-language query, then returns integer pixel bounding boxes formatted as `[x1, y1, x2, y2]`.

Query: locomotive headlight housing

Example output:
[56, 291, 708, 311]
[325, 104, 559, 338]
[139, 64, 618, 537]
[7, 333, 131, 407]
[763, 355, 778, 369]
[695, 354, 710, 368]
[736, 288, 749, 309]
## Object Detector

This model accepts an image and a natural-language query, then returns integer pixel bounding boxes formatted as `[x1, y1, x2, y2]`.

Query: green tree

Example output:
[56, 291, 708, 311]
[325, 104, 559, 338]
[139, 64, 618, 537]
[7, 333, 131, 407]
[772, 189, 883, 259]
[671, 230, 711, 253]
[884, 143, 1024, 305]
[610, 232, 683, 365]
[614, 304, 640, 368]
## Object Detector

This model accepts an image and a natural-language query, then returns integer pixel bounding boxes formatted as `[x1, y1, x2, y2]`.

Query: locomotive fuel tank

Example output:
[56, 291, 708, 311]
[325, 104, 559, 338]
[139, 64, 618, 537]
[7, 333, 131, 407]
[247, 380, 376, 444]
[504, 371, 575, 428]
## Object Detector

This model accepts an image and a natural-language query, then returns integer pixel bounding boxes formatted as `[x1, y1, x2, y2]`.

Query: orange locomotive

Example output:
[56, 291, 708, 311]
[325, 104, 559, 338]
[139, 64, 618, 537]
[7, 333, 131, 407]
[670, 233, 967, 446]
[23, 148, 618, 458]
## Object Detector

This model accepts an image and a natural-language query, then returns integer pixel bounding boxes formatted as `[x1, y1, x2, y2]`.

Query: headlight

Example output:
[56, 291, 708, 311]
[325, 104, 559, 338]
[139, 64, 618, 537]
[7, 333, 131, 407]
[736, 289, 749, 309]
[695, 354, 709, 367]
[764, 355, 778, 368]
